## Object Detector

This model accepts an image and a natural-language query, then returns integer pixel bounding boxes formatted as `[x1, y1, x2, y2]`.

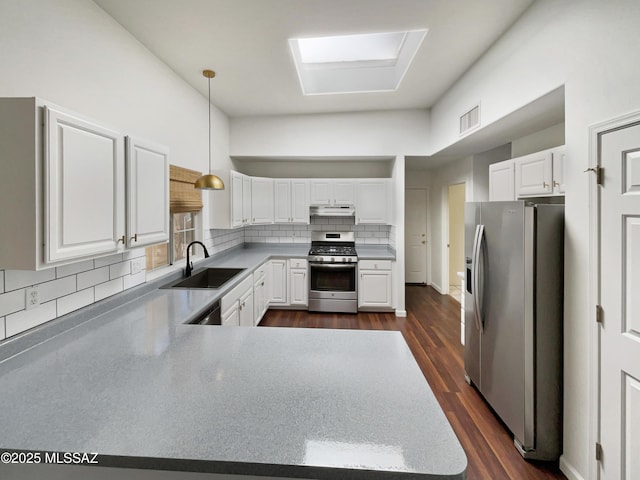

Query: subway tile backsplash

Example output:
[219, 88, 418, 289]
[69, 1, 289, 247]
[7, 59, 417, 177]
[244, 217, 391, 244]
[0, 247, 146, 340]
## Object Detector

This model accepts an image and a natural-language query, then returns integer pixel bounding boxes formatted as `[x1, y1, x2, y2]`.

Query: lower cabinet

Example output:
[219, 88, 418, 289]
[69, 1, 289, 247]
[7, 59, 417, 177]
[221, 275, 254, 327]
[358, 260, 393, 310]
[268, 258, 308, 308]
[253, 262, 269, 325]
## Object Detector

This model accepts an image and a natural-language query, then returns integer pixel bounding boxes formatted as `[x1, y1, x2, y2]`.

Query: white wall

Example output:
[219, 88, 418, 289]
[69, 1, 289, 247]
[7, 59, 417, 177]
[392, 156, 406, 316]
[511, 122, 565, 157]
[0, 0, 231, 339]
[428, 1, 640, 477]
[234, 159, 392, 178]
[230, 110, 430, 157]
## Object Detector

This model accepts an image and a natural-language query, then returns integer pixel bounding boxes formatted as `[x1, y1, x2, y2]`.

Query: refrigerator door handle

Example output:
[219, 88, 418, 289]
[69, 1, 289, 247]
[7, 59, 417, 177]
[473, 224, 485, 333]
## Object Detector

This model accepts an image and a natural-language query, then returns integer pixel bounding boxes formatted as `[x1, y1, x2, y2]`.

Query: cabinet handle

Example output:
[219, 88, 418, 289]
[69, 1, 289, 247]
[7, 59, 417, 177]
[252, 218, 255, 222]
[261, 282, 264, 286]
[543, 182, 549, 188]
[553, 180, 560, 187]
[130, 233, 138, 243]
[117, 235, 125, 244]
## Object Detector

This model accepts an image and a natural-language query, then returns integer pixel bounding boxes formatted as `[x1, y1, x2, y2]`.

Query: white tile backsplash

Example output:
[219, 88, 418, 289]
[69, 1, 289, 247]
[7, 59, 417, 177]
[4, 269, 56, 292]
[123, 271, 145, 290]
[109, 261, 131, 280]
[5, 300, 57, 338]
[123, 247, 146, 260]
[57, 288, 94, 316]
[95, 277, 124, 301]
[94, 253, 124, 268]
[0, 289, 26, 317]
[0, 316, 5, 340]
[77, 267, 110, 290]
[0, 271, 4, 293]
[56, 259, 95, 278]
[38, 276, 76, 304]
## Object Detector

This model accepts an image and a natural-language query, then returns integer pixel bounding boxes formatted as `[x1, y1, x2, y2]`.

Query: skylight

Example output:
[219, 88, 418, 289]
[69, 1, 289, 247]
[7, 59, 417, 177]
[297, 32, 406, 64]
[289, 30, 428, 96]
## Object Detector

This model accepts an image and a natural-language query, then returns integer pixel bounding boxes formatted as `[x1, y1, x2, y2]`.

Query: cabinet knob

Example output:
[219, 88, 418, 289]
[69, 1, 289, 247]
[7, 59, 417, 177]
[130, 233, 138, 242]
[553, 180, 560, 187]
[117, 235, 125, 244]
[543, 182, 549, 188]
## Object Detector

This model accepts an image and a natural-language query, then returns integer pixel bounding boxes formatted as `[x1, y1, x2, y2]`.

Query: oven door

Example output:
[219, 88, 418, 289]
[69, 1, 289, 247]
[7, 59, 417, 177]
[309, 262, 356, 297]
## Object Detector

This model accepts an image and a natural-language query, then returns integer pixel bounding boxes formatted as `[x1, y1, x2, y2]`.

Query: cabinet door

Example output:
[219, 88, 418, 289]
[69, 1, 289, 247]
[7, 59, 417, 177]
[356, 180, 388, 224]
[251, 177, 274, 224]
[239, 287, 254, 327]
[242, 174, 252, 225]
[333, 180, 356, 205]
[45, 107, 125, 263]
[254, 276, 266, 325]
[125, 137, 169, 247]
[274, 180, 292, 223]
[358, 270, 392, 308]
[289, 267, 308, 306]
[269, 259, 288, 305]
[222, 304, 239, 326]
[310, 180, 332, 205]
[514, 151, 553, 197]
[552, 147, 566, 195]
[230, 171, 244, 228]
[290, 180, 309, 224]
[489, 160, 515, 201]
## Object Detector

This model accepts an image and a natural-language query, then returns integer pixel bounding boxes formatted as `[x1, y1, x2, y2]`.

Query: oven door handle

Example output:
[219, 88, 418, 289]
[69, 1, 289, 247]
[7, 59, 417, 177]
[309, 263, 356, 269]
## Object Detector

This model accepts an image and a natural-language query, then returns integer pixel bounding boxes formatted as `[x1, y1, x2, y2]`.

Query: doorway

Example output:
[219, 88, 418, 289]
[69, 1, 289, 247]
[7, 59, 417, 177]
[447, 183, 465, 302]
[405, 188, 428, 284]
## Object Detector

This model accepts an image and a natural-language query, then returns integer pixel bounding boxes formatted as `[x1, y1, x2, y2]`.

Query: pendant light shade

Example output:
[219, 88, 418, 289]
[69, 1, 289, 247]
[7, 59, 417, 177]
[195, 69, 225, 190]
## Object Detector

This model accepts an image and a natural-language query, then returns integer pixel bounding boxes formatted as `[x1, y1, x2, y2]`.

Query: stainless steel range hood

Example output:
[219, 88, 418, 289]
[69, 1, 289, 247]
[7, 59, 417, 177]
[309, 205, 355, 217]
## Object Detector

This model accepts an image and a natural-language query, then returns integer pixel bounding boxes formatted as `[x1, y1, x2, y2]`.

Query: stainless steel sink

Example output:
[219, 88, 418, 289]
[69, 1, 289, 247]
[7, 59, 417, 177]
[162, 268, 245, 289]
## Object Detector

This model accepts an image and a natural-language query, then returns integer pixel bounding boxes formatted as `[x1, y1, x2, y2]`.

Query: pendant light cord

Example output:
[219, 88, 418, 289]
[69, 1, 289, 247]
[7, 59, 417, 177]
[208, 76, 212, 174]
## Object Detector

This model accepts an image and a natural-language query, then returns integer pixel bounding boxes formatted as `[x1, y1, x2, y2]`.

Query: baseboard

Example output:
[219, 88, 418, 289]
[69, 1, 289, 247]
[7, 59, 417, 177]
[559, 455, 586, 480]
[395, 310, 407, 317]
[431, 282, 443, 294]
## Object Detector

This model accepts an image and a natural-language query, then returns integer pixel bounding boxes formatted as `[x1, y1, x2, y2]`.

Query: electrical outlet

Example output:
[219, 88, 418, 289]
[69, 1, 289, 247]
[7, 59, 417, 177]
[25, 286, 39, 310]
[131, 257, 145, 275]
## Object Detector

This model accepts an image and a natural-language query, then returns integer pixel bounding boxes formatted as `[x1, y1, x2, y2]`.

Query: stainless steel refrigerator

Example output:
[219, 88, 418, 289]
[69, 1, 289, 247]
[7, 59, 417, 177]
[464, 201, 563, 461]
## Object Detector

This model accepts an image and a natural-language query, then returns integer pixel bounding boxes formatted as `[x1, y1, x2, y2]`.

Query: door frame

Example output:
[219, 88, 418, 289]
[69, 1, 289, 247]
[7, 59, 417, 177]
[443, 182, 466, 296]
[404, 187, 430, 285]
[588, 109, 640, 480]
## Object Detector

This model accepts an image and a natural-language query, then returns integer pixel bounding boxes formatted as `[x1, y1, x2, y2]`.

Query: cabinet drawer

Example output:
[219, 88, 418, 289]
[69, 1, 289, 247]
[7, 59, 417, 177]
[289, 258, 308, 269]
[358, 259, 392, 270]
[253, 262, 268, 282]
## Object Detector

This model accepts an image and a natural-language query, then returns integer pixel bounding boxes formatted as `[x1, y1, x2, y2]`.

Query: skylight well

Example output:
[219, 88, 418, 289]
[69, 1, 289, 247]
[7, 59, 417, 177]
[289, 30, 428, 96]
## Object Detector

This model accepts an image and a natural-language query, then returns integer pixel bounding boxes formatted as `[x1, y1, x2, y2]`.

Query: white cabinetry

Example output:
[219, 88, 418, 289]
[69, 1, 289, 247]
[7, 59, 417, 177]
[274, 179, 309, 224]
[489, 160, 515, 201]
[310, 180, 355, 206]
[125, 136, 169, 248]
[0, 97, 138, 270]
[251, 177, 274, 224]
[288, 258, 308, 307]
[253, 262, 269, 325]
[209, 170, 251, 229]
[269, 259, 288, 306]
[514, 146, 565, 198]
[231, 171, 252, 227]
[356, 180, 389, 224]
[221, 275, 253, 327]
[358, 260, 393, 310]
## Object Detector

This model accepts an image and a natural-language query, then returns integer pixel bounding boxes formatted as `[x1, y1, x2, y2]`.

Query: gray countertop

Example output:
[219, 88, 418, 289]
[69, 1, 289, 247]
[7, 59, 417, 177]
[0, 243, 465, 479]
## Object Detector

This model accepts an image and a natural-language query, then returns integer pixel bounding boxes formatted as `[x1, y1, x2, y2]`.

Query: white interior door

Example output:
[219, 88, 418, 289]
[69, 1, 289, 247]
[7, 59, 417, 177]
[405, 188, 427, 284]
[600, 122, 640, 480]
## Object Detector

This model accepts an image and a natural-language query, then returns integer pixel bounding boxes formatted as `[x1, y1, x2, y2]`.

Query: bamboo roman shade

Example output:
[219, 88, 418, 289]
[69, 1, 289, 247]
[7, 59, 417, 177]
[169, 165, 203, 213]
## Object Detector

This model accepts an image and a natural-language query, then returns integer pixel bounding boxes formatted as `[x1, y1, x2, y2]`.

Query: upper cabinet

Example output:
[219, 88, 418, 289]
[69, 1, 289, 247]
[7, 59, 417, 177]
[0, 98, 169, 270]
[251, 177, 274, 224]
[125, 137, 170, 248]
[356, 180, 389, 224]
[489, 160, 515, 201]
[489, 145, 566, 201]
[274, 179, 309, 224]
[310, 179, 355, 206]
[209, 170, 251, 229]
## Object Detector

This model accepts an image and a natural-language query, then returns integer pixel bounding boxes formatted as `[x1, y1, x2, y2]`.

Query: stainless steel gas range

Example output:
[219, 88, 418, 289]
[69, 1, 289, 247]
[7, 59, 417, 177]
[308, 232, 358, 314]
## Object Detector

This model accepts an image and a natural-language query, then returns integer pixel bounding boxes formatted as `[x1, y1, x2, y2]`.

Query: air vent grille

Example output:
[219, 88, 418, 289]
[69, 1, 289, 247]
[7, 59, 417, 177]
[460, 104, 480, 134]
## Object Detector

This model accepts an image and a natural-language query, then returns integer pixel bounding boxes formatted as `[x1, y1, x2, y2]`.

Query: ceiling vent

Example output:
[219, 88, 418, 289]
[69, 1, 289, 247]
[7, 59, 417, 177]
[460, 104, 480, 134]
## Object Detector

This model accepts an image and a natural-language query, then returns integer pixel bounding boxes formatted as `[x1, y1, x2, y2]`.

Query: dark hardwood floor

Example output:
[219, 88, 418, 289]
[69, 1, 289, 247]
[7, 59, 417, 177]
[260, 285, 566, 480]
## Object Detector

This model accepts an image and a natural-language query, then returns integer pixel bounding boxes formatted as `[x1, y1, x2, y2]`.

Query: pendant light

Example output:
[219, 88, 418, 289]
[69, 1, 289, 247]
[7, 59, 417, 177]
[195, 69, 225, 190]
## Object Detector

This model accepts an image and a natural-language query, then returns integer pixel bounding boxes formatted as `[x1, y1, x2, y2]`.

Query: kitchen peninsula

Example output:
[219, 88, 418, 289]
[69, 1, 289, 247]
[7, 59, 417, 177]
[0, 244, 466, 479]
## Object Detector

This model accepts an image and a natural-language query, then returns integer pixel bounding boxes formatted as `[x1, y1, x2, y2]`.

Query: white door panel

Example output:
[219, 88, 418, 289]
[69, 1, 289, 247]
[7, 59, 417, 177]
[405, 189, 427, 284]
[599, 122, 640, 480]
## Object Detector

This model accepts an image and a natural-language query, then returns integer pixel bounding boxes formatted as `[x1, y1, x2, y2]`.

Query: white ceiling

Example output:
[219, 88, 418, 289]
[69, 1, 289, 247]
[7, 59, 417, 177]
[93, 0, 534, 117]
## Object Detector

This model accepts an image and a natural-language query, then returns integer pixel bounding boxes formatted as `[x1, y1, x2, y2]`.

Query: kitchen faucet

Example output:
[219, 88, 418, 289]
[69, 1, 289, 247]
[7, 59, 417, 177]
[185, 241, 210, 277]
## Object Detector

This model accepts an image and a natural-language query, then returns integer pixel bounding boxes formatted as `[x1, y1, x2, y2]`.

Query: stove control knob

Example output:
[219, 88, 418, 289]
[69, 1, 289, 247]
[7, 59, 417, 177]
[331, 257, 335, 262]
[342, 257, 346, 263]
